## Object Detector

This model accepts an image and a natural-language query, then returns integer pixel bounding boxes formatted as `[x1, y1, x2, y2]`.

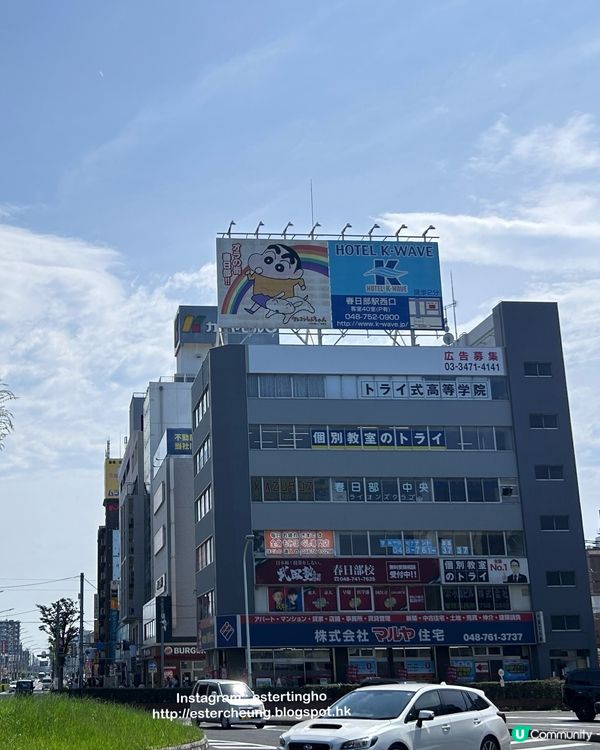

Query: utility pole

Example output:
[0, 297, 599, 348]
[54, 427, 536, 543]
[54, 601, 61, 691]
[159, 597, 165, 687]
[78, 572, 84, 688]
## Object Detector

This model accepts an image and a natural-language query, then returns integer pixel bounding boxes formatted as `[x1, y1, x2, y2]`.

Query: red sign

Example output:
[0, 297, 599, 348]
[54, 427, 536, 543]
[255, 557, 440, 585]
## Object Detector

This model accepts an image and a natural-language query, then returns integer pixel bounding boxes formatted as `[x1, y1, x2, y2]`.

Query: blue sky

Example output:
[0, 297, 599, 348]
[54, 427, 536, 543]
[2, 0, 600, 647]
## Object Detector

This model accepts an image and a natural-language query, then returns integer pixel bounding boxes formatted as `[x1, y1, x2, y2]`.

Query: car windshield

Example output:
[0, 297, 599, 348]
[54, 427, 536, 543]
[326, 689, 416, 720]
[220, 683, 254, 698]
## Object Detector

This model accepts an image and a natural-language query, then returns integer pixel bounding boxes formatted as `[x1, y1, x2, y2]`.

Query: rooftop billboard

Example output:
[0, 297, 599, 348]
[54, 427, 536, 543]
[216, 238, 443, 331]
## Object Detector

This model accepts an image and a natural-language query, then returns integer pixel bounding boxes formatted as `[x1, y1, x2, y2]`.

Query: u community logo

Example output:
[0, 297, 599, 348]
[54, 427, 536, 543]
[511, 726, 530, 742]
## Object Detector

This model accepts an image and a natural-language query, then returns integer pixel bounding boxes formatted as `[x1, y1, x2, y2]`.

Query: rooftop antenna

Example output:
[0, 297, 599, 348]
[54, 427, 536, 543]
[450, 271, 459, 342]
[309, 222, 321, 239]
[422, 224, 436, 239]
[282, 221, 293, 238]
[340, 222, 352, 239]
[226, 220, 236, 237]
[395, 224, 408, 239]
[368, 223, 380, 240]
[254, 221, 264, 238]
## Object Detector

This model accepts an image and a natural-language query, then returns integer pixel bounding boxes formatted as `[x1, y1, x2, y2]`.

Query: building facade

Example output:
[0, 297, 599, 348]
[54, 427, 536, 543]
[191, 301, 596, 684]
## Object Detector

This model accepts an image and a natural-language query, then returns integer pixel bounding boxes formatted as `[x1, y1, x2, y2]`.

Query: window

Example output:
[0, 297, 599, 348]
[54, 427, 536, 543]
[535, 464, 564, 480]
[196, 537, 214, 571]
[551, 615, 580, 631]
[506, 531, 525, 556]
[403, 531, 437, 555]
[405, 690, 442, 722]
[541, 515, 569, 530]
[524, 361, 552, 377]
[438, 532, 472, 556]
[439, 688, 468, 714]
[499, 477, 519, 501]
[490, 378, 508, 400]
[546, 571, 575, 586]
[339, 532, 369, 556]
[246, 374, 258, 397]
[153, 483, 165, 514]
[472, 532, 506, 556]
[494, 427, 513, 451]
[197, 590, 214, 619]
[195, 485, 212, 521]
[153, 526, 165, 555]
[530, 413, 558, 429]
[194, 436, 211, 474]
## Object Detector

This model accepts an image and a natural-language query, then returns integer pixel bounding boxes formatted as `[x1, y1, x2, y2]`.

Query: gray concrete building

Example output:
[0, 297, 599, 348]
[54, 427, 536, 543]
[192, 301, 595, 685]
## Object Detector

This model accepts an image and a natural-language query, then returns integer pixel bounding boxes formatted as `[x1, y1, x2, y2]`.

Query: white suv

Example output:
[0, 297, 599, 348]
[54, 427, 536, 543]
[279, 683, 509, 750]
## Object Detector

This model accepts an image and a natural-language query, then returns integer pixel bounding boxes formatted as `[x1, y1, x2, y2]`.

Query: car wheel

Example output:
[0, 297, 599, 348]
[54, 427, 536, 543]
[220, 713, 231, 729]
[255, 723, 265, 729]
[387, 744, 409, 750]
[480, 737, 499, 750]
[575, 700, 596, 722]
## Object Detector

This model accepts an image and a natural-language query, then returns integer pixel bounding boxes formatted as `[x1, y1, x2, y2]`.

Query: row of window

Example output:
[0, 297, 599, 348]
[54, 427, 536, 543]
[535, 464, 564, 480]
[193, 387, 210, 429]
[524, 361, 552, 377]
[540, 515, 569, 530]
[250, 476, 518, 504]
[196, 537, 214, 571]
[254, 529, 525, 558]
[264, 584, 514, 613]
[247, 373, 509, 401]
[249, 423, 513, 451]
[530, 413, 558, 429]
[195, 485, 213, 523]
[193, 436, 211, 475]
[197, 590, 215, 619]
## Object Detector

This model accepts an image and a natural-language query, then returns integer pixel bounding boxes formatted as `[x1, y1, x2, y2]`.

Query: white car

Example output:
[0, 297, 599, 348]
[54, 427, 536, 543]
[279, 683, 510, 750]
[191, 679, 267, 729]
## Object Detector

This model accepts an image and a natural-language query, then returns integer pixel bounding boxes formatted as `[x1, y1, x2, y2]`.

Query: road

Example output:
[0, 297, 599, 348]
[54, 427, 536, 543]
[200, 711, 600, 750]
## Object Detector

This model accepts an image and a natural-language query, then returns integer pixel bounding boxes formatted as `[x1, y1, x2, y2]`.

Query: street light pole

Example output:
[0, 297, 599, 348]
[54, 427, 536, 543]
[242, 534, 254, 687]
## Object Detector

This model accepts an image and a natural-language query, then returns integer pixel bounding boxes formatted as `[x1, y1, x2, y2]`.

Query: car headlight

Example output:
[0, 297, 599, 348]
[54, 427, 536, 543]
[279, 737, 286, 747]
[340, 738, 377, 750]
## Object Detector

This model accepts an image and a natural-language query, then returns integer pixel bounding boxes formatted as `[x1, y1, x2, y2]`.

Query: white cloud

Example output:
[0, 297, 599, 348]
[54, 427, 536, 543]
[0, 223, 215, 476]
[469, 113, 600, 174]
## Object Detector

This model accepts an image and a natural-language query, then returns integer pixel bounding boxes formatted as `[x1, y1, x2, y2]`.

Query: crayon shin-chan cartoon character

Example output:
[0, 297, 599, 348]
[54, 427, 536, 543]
[245, 243, 314, 324]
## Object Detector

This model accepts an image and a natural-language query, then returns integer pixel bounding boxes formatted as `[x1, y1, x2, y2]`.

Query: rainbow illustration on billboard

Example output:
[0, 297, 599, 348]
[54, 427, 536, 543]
[217, 239, 331, 329]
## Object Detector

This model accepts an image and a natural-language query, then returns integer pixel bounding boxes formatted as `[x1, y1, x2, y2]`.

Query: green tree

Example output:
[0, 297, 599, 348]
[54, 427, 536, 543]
[0, 383, 15, 449]
[37, 598, 79, 690]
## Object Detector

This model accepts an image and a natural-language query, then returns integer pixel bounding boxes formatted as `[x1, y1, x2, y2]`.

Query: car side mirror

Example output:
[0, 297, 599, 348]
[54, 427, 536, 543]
[416, 709, 435, 728]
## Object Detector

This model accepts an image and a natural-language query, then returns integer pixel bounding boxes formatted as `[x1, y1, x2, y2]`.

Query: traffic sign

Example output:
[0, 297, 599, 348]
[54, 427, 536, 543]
[148, 661, 157, 673]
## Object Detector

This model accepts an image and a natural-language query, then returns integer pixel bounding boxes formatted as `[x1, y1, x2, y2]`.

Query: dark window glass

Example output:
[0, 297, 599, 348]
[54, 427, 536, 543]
[280, 477, 296, 501]
[250, 477, 263, 502]
[546, 571, 561, 586]
[292, 375, 309, 398]
[308, 375, 325, 398]
[541, 514, 569, 530]
[443, 587, 460, 611]
[348, 479, 365, 502]
[248, 425, 261, 450]
[370, 532, 388, 556]
[549, 465, 564, 479]
[314, 478, 331, 502]
[445, 426, 461, 450]
[424, 586, 442, 610]
[464, 692, 491, 711]
[562, 571, 576, 586]
[538, 362, 552, 376]
[277, 425, 295, 449]
[506, 531, 525, 556]
[544, 414, 558, 428]
[459, 586, 477, 610]
[433, 479, 450, 502]
[493, 587, 510, 610]
[260, 425, 278, 449]
[461, 427, 478, 450]
[488, 533, 505, 555]
[297, 478, 315, 501]
[477, 427, 495, 450]
[352, 533, 369, 556]
[247, 374, 259, 398]
[524, 362, 537, 376]
[565, 615, 581, 629]
[524, 361, 552, 377]
[294, 426, 311, 449]
[275, 375, 292, 397]
[495, 427, 513, 451]
[477, 587, 494, 611]
[339, 534, 353, 555]
[439, 689, 468, 715]
[482, 479, 500, 503]
[263, 477, 280, 502]
[530, 413, 558, 429]
[259, 375, 276, 397]
[449, 479, 467, 502]
[471, 533, 488, 556]
[490, 378, 508, 400]
[382, 479, 399, 502]
[365, 478, 383, 502]
[529, 413, 544, 428]
[466, 479, 484, 502]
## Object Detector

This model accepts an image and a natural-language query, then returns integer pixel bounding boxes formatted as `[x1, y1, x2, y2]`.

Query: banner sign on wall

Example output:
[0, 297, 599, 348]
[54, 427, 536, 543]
[216, 612, 536, 648]
[216, 238, 444, 331]
[255, 557, 440, 585]
[442, 558, 529, 584]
